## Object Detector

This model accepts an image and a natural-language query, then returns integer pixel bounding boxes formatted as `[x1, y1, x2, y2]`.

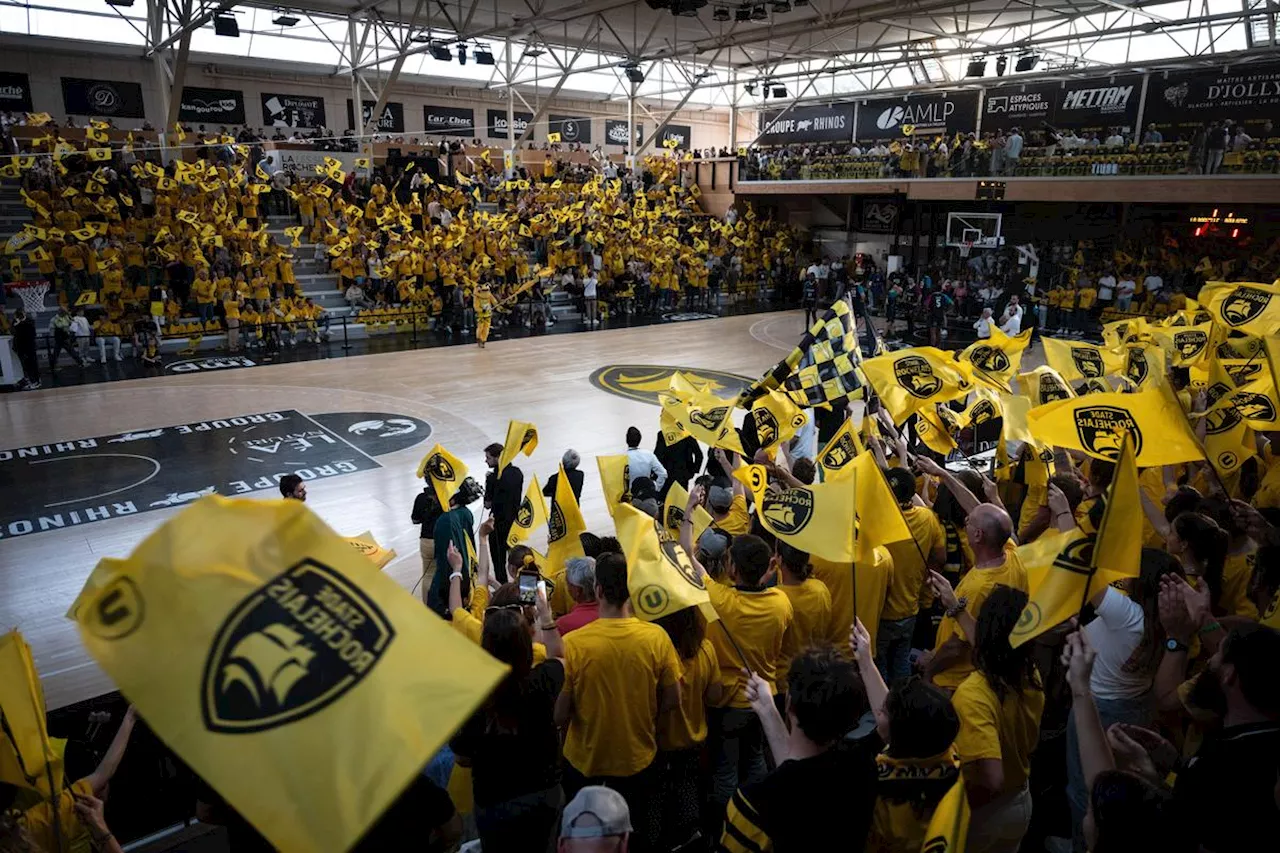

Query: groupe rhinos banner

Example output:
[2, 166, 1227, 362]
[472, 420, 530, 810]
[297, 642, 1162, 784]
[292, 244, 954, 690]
[1144, 61, 1280, 138]
[604, 119, 642, 146]
[262, 93, 327, 129]
[982, 75, 1142, 134]
[757, 104, 854, 144]
[425, 105, 475, 137]
[347, 99, 405, 133]
[486, 109, 534, 139]
[178, 87, 246, 125]
[549, 114, 591, 143]
[0, 71, 33, 113]
[658, 123, 693, 149]
[855, 90, 979, 139]
[264, 150, 359, 175]
[62, 77, 146, 119]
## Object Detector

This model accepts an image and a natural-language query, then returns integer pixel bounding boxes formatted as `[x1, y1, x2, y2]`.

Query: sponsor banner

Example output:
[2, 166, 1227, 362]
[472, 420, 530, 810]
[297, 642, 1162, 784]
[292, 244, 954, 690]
[424, 104, 475, 137]
[604, 119, 642, 146]
[1144, 62, 1280, 138]
[0, 71, 33, 113]
[982, 75, 1142, 134]
[859, 198, 901, 234]
[855, 91, 979, 139]
[347, 99, 405, 133]
[486, 108, 534, 138]
[757, 104, 854, 144]
[261, 93, 327, 129]
[263, 150, 358, 175]
[658, 123, 693, 149]
[548, 114, 591, 143]
[61, 77, 146, 119]
[178, 86, 246, 125]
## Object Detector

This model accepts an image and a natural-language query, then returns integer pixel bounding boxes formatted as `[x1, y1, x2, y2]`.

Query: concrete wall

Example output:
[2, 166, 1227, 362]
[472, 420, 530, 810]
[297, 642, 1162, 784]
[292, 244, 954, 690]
[0, 35, 740, 152]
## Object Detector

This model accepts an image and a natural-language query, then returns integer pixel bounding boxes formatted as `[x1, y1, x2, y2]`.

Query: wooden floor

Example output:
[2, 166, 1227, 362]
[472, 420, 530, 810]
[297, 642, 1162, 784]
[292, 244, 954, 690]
[1, 310, 811, 710]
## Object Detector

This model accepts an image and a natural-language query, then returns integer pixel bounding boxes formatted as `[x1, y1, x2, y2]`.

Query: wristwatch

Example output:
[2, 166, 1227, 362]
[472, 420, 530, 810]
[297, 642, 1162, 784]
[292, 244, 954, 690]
[1165, 637, 1189, 653]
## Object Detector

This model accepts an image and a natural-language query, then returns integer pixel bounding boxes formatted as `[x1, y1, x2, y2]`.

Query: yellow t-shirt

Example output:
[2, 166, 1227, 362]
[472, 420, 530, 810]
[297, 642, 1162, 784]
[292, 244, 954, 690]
[953, 671, 1045, 794]
[706, 580, 794, 707]
[562, 617, 681, 777]
[883, 506, 945, 621]
[931, 547, 1029, 690]
[1077, 287, 1098, 309]
[22, 777, 93, 853]
[449, 605, 547, 664]
[1221, 551, 1258, 619]
[776, 577, 834, 690]
[658, 637, 718, 751]
[713, 494, 751, 536]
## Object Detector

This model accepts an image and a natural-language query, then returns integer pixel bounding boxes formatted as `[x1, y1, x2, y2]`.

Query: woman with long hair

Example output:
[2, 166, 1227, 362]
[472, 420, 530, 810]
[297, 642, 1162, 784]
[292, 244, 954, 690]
[1195, 494, 1259, 618]
[1064, 548, 1183, 849]
[953, 585, 1044, 853]
[1165, 511, 1229, 615]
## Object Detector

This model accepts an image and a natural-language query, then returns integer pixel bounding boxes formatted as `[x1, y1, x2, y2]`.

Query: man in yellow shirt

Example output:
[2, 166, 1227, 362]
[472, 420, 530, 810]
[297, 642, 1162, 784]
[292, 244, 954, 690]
[879, 467, 946, 684]
[92, 315, 123, 362]
[554, 552, 681, 851]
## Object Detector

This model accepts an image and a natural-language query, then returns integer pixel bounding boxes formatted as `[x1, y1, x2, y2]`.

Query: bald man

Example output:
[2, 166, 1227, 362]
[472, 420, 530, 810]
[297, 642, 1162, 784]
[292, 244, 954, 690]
[918, 502, 1029, 690]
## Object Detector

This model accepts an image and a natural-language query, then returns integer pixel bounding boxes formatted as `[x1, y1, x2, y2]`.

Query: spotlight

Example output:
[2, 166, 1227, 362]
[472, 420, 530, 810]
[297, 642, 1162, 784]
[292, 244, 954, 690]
[713, 6, 730, 20]
[213, 13, 239, 37]
[995, 55, 1008, 76]
[272, 13, 300, 27]
[1015, 53, 1039, 72]
[750, 3, 768, 20]
[457, 44, 467, 65]
[474, 45, 495, 65]
[645, 0, 669, 8]
[771, 0, 791, 11]
[105, 0, 136, 7]
[624, 63, 645, 84]
[745, 82, 756, 95]
[966, 59, 986, 77]
[525, 46, 545, 57]
[773, 86, 787, 97]
[735, 5, 752, 21]
[670, 0, 708, 16]
[695, 70, 715, 80]
[429, 42, 452, 60]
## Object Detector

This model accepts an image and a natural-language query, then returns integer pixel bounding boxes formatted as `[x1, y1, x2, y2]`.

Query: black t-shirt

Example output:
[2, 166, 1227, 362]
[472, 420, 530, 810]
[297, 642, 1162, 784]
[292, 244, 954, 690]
[733, 733, 879, 853]
[450, 659, 565, 806]
[1173, 721, 1280, 853]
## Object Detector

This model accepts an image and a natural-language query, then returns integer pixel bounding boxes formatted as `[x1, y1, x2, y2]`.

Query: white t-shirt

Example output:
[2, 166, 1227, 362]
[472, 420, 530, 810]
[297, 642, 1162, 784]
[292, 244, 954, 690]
[1083, 588, 1150, 700]
[999, 304, 1024, 335]
[1142, 274, 1163, 293]
[1097, 275, 1116, 300]
[583, 276, 598, 298]
[1117, 278, 1136, 297]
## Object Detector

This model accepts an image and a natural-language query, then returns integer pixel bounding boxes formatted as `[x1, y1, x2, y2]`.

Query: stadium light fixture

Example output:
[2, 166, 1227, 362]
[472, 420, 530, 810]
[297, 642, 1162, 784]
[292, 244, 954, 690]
[750, 3, 768, 20]
[996, 55, 1008, 76]
[1015, 53, 1039, 72]
[213, 13, 239, 37]
[457, 44, 467, 64]
[712, 6, 730, 20]
[272, 11, 300, 26]
[410, 31, 432, 43]
[105, 0, 135, 7]
[771, 0, 792, 11]
[735, 4, 752, 21]
[429, 41, 453, 60]
[966, 59, 987, 77]
[474, 45, 495, 65]
[772, 85, 787, 98]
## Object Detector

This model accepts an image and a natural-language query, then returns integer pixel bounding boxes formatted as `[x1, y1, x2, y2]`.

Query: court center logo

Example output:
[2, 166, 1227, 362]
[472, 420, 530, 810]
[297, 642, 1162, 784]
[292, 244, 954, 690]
[1220, 286, 1272, 327]
[589, 365, 753, 405]
[761, 488, 815, 535]
[1070, 346, 1104, 378]
[968, 344, 1010, 375]
[1173, 330, 1208, 360]
[893, 355, 943, 399]
[201, 559, 394, 734]
[1074, 405, 1142, 459]
[821, 433, 858, 470]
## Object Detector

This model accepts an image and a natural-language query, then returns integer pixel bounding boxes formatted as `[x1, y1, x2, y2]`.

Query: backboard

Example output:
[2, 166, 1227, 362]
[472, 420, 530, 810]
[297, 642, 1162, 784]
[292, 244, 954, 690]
[945, 212, 1002, 248]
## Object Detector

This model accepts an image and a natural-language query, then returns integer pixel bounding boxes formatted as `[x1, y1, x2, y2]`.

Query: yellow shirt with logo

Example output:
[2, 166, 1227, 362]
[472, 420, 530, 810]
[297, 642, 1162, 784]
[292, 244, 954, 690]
[712, 494, 752, 536]
[562, 617, 681, 777]
[776, 577, 833, 691]
[883, 506, 945, 621]
[706, 581, 794, 707]
[931, 546, 1028, 690]
[658, 636, 718, 752]
[953, 670, 1045, 794]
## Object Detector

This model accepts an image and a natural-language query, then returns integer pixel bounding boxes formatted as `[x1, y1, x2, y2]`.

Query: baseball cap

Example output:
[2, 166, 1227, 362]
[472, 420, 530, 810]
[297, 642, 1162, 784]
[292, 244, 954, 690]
[560, 786, 632, 839]
[697, 528, 730, 559]
[708, 485, 734, 512]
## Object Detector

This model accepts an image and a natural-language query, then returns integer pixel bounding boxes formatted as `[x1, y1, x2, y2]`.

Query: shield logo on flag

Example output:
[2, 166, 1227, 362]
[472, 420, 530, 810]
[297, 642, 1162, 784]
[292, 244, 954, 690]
[201, 560, 395, 734]
[515, 496, 534, 529]
[761, 489, 815, 535]
[969, 345, 1010, 374]
[1125, 349, 1149, 385]
[656, 520, 704, 589]
[689, 405, 731, 431]
[665, 503, 686, 530]
[1221, 286, 1271, 327]
[426, 453, 455, 482]
[1074, 405, 1142, 459]
[547, 502, 567, 543]
[821, 434, 857, 470]
[1234, 392, 1277, 424]
[893, 355, 943, 399]
[753, 408, 780, 447]
[937, 406, 962, 435]
[1173, 330, 1207, 359]
[1040, 374, 1072, 403]
[969, 399, 998, 424]
[1071, 347, 1105, 378]
[1204, 384, 1243, 435]
[1226, 362, 1263, 384]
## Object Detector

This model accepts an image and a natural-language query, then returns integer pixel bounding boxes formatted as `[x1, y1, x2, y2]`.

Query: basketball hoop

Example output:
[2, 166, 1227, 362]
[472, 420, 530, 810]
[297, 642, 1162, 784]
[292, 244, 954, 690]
[5, 280, 51, 316]
[959, 241, 973, 258]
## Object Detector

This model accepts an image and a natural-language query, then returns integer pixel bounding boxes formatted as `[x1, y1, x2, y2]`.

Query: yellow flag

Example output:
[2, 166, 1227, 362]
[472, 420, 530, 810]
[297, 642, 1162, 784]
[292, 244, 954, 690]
[920, 778, 970, 853]
[87, 147, 112, 162]
[415, 443, 468, 508]
[0, 630, 63, 798]
[661, 482, 713, 541]
[75, 291, 98, 306]
[597, 454, 632, 518]
[748, 389, 807, 450]
[659, 389, 744, 454]
[507, 476, 549, 547]
[1117, 342, 1167, 389]
[1101, 316, 1147, 349]
[1011, 529, 1128, 647]
[859, 347, 975, 423]
[1027, 387, 1202, 466]
[547, 464, 587, 570]
[958, 327, 1031, 391]
[1200, 280, 1280, 336]
[849, 451, 913, 563]
[345, 531, 397, 569]
[1093, 435, 1142, 576]
[915, 404, 959, 456]
[498, 420, 538, 474]
[72, 497, 505, 853]
[614, 503, 715, 622]
[735, 464, 855, 562]
[817, 418, 864, 480]
[547, 132, 562, 143]
[1041, 336, 1124, 384]
[1199, 359, 1258, 475]
[1169, 322, 1215, 367]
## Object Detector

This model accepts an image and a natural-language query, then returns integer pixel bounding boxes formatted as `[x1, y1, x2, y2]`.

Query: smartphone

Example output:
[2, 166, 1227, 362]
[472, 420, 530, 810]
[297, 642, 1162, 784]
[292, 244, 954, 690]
[518, 572, 539, 605]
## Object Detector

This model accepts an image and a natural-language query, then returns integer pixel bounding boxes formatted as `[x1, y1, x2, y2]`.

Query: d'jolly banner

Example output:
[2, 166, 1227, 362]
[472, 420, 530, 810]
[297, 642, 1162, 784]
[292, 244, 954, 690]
[1144, 62, 1280, 138]
[61, 78, 147, 119]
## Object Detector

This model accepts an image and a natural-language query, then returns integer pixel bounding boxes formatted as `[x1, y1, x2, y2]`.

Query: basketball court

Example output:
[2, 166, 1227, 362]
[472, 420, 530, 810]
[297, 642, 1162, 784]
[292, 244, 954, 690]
[1, 310, 812, 709]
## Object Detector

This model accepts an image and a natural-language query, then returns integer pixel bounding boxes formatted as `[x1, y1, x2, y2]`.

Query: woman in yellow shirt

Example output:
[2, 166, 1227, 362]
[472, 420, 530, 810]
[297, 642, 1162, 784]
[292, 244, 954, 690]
[222, 291, 242, 352]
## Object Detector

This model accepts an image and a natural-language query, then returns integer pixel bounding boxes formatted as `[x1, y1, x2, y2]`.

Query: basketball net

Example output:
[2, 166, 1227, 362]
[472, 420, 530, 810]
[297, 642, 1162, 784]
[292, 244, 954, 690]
[959, 242, 973, 258]
[6, 281, 50, 315]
